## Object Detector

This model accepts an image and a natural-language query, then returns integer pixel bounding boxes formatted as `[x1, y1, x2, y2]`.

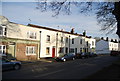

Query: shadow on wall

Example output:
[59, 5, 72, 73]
[5, 53, 16, 60]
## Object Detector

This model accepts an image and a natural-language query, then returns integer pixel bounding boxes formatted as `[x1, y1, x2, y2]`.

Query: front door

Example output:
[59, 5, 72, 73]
[52, 47, 55, 58]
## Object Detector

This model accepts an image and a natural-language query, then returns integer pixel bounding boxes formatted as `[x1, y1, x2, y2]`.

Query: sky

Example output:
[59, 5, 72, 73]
[1, 1, 119, 40]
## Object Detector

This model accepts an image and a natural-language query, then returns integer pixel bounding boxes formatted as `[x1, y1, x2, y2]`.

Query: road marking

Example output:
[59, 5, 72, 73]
[34, 69, 64, 77]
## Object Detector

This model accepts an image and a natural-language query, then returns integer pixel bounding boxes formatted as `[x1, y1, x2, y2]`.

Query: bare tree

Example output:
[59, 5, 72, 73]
[36, 0, 120, 38]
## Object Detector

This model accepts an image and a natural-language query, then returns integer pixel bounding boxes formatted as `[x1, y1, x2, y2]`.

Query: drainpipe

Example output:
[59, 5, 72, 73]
[39, 31, 42, 59]
[69, 35, 70, 53]
[56, 33, 58, 57]
[14, 43, 16, 58]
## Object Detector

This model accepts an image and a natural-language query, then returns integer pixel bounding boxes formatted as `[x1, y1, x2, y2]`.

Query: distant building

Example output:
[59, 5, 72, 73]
[96, 39, 119, 54]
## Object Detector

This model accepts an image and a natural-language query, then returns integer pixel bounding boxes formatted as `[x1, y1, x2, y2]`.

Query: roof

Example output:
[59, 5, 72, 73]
[28, 24, 92, 38]
[9, 22, 92, 38]
[100, 39, 119, 43]
[28, 24, 82, 36]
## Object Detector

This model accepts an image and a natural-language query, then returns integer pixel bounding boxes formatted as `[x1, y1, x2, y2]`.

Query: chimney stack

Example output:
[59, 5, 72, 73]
[106, 37, 109, 41]
[111, 39, 113, 42]
[71, 28, 74, 34]
[101, 37, 104, 40]
[83, 30, 86, 36]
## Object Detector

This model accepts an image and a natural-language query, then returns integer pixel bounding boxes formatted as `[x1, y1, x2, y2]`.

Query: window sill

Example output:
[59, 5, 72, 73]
[26, 54, 36, 56]
[46, 41, 50, 43]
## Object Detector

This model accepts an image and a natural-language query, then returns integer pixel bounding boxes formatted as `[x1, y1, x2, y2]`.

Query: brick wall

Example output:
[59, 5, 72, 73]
[16, 43, 38, 61]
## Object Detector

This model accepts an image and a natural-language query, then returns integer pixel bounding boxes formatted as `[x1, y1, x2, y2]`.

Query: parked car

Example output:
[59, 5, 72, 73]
[75, 52, 89, 59]
[75, 52, 97, 59]
[110, 51, 120, 56]
[55, 53, 75, 62]
[75, 53, 81, 59]
[1, 57, 21, 71]
[87, 53, 97, 57]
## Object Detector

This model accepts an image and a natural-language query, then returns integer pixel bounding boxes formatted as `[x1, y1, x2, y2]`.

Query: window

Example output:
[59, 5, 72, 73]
[27, 31, 36, 39]
[26, 46, 36, 55]
[66, 37, 68, 43]
[92, 41, 94, 46]
[59, 47, 64, 53]
[0, 25, 7, 36]
[72, 38, 74, 44]
[80, 48, 82, 53]
[80, 39, 82, 44]
[86, 41, 89, 46]
[70, 48, 74, 53]
[75, 48, 77, 53]
[86, 48, 88, 52]
[109, 44, 111, 46]
[65, 47, 68, 53]
[61, 37, 63, 43]
[0, 45, 6, 55]
[46, 47, 50, 55]
[46, 35, 50, 42]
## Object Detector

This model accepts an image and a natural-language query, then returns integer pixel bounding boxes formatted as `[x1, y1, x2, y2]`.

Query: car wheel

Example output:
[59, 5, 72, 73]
[14, 64, 21, 70]
[73, 58, 75, 60]
[63, 58, 66, 62]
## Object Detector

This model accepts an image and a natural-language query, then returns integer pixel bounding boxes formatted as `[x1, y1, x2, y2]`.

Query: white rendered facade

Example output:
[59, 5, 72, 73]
[0, 16, 96, 59]
[96, 40, 119, 54]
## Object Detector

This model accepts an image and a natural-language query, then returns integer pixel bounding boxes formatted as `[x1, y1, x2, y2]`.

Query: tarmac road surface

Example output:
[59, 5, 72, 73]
[2, 55, 120, 79]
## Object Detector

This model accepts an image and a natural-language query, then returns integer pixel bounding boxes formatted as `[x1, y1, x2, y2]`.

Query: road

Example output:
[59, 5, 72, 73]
[2, 55, 120, 79]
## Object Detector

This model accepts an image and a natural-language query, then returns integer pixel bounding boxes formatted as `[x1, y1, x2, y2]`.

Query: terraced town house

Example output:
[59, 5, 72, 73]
[0, 16, 96, 61]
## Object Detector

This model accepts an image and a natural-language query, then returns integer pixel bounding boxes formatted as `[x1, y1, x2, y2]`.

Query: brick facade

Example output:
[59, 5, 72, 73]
[16, 43, 38, 61]
[1, 40, 39, 61]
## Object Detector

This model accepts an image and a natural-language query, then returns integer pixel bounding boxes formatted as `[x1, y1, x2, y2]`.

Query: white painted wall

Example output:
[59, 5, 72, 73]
[96, 40, 119, 54]
[7, 23, 41, 41]
[96, 40, 110, 54]
[4, 21, 96, 58]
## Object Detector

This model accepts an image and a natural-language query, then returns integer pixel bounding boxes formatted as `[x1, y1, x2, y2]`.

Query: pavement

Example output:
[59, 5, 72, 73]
[3, 55, 120, 79]
[21, 55, 120, 66]
[20, 58, 56, 65]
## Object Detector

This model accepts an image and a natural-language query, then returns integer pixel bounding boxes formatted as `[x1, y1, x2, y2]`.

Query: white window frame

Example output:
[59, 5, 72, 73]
[80, 39, 82, 44]
[27, 31, 37, 39]
[46, 47, 50, 55]
[59, 47, 64, 53]
[46, 35, 50, 42]
[0, 25, 7, 36]
[80, 48, 82, 53]
[72, 38, 74, 44]
[0, 45, 6, 56]
[26, 46, 36, 55]
[66, 37, 68, 43]
[61, 37, 63, 43]
[92, 41, 94, 46]
[70, 48, 74, 53]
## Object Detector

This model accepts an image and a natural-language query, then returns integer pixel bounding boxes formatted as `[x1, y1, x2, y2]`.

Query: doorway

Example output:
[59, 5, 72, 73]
[52, 46, 55, 58]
